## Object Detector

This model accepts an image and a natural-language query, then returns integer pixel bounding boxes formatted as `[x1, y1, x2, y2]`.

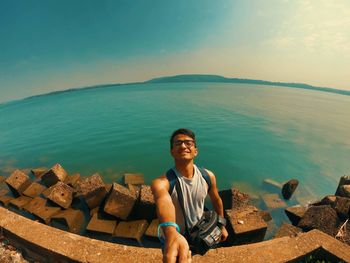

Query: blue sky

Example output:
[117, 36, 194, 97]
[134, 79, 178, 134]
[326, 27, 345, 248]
[1, 0, 350, 103]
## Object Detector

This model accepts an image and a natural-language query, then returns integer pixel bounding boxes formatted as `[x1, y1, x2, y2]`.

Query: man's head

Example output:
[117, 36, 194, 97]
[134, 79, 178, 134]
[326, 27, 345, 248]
[170, 128, 198, 161]
[170, 128, 196, 149]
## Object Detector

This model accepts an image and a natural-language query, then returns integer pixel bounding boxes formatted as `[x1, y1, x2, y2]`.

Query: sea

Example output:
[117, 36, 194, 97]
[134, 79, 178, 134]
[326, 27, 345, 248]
[1, 82, 349, 236]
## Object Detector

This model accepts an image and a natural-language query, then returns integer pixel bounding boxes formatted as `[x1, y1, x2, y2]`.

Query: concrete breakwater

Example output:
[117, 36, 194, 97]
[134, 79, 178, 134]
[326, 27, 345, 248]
[0, 164, 350, 262]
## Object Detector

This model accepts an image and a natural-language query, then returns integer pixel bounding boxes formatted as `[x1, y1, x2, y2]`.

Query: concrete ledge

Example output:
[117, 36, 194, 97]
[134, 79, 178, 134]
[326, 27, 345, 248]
[1, 207, 350, 262]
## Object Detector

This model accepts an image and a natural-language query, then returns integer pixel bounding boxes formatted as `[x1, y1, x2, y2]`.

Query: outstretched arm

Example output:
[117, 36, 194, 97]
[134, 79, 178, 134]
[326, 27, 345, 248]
[206, 170, 229, 242]
[151, 176, 191, 263]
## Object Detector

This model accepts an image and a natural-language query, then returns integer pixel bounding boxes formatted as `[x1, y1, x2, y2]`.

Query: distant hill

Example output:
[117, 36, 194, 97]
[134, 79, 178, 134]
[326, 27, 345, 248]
[4, 74, 349, 106]
[146, 74, 350, 96]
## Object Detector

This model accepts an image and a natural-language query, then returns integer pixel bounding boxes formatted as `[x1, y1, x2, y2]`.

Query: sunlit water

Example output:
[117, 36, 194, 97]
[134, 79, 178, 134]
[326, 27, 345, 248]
[1, 82, 349, 237]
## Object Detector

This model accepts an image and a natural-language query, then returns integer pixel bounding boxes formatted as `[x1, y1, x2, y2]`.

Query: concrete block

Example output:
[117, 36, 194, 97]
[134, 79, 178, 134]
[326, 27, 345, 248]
[33, 205, 61, 224]
[76, 173, 107, 210]
[282, 179, 299, 200]
[0, 175, 5, 182]
[22, 182, 46, 198]
[274, 223, 302, 238]
[31, 168, 47, 179]
[225, 205, 267, 245]
[104, 183, 137, 220]
[9, 196, 33, 210]
[86, 213, 117, 234]
[219, 188, 250, 210]
[23, 196, 47, 214]
[0, 195, 14, 206]
[298, 205, 340, 236]
[124, 173, 144, 185]
[113, 219, 149, 245]
[41, 163, 68, 187]
[134, 185, 156, 220]
[334, 197, 350, 220]
[263, 178, 282, 191]
[335, 175, 350, 196]
[259, 211, 272, 222]
[46, 182, 74, 209]
[51, 208, 85, 234]
[64, 173, 81, 188]
[285, 205, 307, 226]
[145, 219, 159, 238]
[5, 169, 31, 196]
[262, 193, 286, 209]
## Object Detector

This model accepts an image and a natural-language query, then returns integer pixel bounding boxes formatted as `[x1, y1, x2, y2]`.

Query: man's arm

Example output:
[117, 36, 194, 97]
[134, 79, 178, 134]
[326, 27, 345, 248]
[151, 176, 190, 263]
[206, 170, 229, 242]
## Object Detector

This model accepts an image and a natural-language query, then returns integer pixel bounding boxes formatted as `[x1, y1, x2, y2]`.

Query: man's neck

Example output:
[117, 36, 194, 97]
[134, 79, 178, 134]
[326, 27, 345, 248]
[174, 160, 195, 178]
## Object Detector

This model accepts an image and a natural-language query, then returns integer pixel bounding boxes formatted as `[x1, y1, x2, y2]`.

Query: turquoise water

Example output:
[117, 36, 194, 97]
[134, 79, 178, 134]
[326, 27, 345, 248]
[1, 82, 350, 203]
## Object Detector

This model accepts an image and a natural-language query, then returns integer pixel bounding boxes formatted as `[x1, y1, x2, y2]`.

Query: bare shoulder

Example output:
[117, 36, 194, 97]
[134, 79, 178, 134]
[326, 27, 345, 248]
[151, 173, 169, 192]
[203, 168, 216, 179]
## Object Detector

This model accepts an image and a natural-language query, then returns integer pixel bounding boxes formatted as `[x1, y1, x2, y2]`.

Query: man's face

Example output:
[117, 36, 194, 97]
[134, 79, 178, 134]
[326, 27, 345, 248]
[170, 134, 198, 161]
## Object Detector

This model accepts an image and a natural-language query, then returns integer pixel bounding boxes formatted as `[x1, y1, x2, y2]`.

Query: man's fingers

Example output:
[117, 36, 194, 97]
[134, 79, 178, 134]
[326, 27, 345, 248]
[164, 246, 178, 263]
[177, 244, 189, 263]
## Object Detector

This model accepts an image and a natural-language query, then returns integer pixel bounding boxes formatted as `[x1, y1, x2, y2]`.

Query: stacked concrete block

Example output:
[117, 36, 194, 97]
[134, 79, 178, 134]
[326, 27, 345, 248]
[41, 164, 68, 187]
[145, 219, 159, 238]
[104, 183, 137, 220]
[5, 169, 31, 196]
[134, 185, 156, 220]
[76, 173, 108, 210]
[46, 182, 74, 209]
[285, 205, 307, 226]
[22, 182, 46, 198]
[274, 223, 302, 238]
[113, 219, 149, 245]
[86, 213, 118, 234]
[9, 196, 33, 210]
[219, 188, 250, 210]
[51, 208, 85, 234]
[124, 173, 144, 186]
[64, 173, 81, 188]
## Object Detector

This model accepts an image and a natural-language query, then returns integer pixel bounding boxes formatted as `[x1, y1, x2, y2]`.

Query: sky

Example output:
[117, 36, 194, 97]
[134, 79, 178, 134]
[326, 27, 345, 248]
[1, 0, 350, 103]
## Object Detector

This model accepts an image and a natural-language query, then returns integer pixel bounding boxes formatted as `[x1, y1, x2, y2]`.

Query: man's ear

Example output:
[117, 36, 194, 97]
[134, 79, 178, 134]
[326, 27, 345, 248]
[194, 147, 198, 157]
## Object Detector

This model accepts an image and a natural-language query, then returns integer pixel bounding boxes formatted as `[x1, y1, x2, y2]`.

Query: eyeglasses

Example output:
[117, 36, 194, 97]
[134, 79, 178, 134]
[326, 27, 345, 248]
[173, 140, 195, 148]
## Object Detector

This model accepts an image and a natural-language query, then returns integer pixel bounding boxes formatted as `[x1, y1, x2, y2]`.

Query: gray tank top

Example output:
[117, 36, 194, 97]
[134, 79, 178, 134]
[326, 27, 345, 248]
[170, 165, 209, 233]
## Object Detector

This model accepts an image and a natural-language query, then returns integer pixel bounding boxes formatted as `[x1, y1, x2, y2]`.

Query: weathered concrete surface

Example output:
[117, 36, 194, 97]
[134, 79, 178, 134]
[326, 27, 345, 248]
[1, 207, 350, 262]
[41, 164, 68, 187]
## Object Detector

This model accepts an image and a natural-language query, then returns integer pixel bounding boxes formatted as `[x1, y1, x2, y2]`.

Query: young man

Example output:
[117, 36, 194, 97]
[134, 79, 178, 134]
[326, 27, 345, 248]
[151, 128, 228, 263]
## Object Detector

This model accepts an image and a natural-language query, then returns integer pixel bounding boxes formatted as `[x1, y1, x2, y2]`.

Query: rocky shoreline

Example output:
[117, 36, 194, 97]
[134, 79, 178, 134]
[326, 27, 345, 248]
[0, 164, 349, 261]
[0, 234, 28, 263]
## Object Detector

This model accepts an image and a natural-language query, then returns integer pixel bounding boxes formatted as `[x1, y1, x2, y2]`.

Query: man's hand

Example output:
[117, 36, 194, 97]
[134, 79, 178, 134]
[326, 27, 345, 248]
[221, 226, 228, 242]
[163, 230, 191, 263]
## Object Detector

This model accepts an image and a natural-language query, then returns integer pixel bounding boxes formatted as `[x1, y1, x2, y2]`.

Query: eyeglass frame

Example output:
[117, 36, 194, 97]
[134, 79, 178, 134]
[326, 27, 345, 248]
[172, 139, 196, 148]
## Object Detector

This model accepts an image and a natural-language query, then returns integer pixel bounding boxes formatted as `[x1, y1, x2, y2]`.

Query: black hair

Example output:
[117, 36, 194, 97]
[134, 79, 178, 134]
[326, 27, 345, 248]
[170, 128, 196, 149]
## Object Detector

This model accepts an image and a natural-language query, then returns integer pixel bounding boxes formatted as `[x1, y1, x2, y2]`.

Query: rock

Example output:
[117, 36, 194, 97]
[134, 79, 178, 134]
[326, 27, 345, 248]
[104, 183, 137, 220]
[64, 173, 81, 188]
[41, 164, 68, 187]
[335, 175, 350, 196]
[334, 197, 350, 220]
[46, 182, 74, 209]
[75, 173, 108, 210]
[145, 219, 159, 238]
[282, 179, 299, 200]
[337, 185, 350, 198]
[5, 169, 31, 196]
[225, 205, 267, 245]
[274, 223, 302, 238]
[262, 193, 286, 209]
[285, 205, 307, 226]
[298, 205, 340, 236]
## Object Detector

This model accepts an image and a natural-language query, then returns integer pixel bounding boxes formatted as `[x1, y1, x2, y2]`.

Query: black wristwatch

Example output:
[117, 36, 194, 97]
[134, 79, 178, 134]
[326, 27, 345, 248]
[218, 215, 226, 227]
